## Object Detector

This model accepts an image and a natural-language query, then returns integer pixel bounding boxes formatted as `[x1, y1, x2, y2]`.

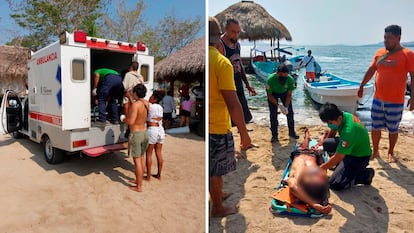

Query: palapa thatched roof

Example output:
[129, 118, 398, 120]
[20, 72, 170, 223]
[154, 37, 205, 83]
[0, 45, 28, 95]
[215, 1, 292, 41]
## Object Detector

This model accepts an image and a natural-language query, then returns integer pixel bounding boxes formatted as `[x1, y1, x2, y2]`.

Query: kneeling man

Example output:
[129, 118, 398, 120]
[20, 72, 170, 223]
[318, 103, 375, 191]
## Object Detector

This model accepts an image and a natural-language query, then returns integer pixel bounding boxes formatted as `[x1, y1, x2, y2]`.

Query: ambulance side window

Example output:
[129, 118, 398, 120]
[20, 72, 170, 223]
[140, 65, 149, 82]
[72, 59, 85, 81]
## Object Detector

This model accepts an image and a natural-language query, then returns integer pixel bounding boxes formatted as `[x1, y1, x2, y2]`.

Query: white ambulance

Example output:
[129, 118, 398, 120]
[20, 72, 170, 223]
[0, 31, 154, 164]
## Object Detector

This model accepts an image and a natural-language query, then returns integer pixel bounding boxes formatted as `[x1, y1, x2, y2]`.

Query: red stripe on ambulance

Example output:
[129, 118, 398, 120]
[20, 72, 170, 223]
[29, 111, 62, 126]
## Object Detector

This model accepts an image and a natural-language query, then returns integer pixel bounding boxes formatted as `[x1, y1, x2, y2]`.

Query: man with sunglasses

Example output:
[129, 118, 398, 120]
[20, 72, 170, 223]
[217, 18, 256, 124]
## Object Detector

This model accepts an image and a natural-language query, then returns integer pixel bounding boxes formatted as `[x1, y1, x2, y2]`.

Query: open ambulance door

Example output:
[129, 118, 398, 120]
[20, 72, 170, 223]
[135, 54, 154, 99]
[0, 91, 23, 135]
[60, 46, 91, 130]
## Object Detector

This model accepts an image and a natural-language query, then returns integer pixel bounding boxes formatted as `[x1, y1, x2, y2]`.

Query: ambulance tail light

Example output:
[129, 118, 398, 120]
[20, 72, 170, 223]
[74, 31, 87, 43]
[137, 41, 146, 51]
[73, 139, 87, 148]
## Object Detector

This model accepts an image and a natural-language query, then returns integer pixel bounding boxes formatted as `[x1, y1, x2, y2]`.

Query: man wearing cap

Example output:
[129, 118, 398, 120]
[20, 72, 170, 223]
[266, 63, 299, 142]
[209, 16, 251, 217]
[217, 18, 256, 124]
[299, 50, 317, 82]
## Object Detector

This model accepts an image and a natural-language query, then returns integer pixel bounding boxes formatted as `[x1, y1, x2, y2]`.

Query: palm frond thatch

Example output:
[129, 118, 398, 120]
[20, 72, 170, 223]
[154, 37, 205, 83]
[0, 45, 28, 95]
[215, 1, 292, 41]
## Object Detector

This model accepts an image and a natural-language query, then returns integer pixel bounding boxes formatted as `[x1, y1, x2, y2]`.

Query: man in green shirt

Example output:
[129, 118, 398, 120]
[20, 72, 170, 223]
[266, 64, 298, 142]
[92, 68, 124, 124]
[318, 103, 375, 191]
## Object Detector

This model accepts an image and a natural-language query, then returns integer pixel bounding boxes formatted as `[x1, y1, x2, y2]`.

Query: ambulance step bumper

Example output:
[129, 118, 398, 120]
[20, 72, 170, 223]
[82, 143, 127, 157]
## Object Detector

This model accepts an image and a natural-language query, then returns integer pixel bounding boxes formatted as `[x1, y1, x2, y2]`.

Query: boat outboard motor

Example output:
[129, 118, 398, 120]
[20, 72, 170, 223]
[315, 62, 322, 80]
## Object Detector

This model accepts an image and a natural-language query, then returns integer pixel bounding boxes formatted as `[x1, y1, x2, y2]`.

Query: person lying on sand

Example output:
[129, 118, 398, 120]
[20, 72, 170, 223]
[288, 128, 332, 214]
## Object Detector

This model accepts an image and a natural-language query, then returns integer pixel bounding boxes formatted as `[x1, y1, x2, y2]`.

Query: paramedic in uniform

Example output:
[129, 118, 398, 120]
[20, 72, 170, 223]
[266, 64, 299, 142]
[318, 103, 375, 191]
[217, 18, 256, 124]
[92, 68, 124, 124]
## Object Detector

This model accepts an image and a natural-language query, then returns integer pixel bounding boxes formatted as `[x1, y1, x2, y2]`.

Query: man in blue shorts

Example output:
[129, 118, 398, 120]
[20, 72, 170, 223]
[358, 25, 414, 162]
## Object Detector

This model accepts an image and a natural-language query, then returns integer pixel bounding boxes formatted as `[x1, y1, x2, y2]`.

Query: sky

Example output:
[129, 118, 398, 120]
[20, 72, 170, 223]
[208, 0, 414, 45]
[0, 0, 205, 44]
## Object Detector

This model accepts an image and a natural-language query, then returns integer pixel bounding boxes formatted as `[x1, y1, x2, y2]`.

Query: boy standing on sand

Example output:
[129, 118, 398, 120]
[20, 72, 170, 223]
[124, 84, 150, 192]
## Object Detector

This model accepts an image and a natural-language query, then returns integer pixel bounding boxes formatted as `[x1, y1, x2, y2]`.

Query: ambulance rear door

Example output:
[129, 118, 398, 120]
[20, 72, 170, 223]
[136, 54, 154, 99]
[60, 46, 91, 130]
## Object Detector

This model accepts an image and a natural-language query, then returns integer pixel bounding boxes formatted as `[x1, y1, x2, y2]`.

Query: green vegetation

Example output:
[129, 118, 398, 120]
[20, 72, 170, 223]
[6, 0, 202, 60]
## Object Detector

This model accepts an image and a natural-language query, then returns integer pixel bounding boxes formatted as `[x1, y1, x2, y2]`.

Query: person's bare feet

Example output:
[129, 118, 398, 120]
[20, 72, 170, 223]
[370, 151, 380, 160]
[153, 174, 161, 180]
[211, 205, 237, 218]
[128, 185, 142, 192]
[388, 154, 398, 163]
[144, 175, 151, 181]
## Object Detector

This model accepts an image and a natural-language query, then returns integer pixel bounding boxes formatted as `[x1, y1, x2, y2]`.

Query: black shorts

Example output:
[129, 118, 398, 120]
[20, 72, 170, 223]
[209, 133, 236, 177]
[181, 109, 191, 117]
[163, 112, 172, 121]
[290, 149, 323, 165]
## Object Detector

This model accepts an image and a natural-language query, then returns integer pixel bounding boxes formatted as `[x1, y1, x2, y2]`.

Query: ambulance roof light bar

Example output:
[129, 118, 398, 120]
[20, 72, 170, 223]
[74, 30, 87, 43]
[137, 41, 146, 51]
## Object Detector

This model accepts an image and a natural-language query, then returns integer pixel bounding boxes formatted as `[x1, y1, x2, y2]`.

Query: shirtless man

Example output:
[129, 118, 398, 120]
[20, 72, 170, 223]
[288, 128, 332, 214]
[124, 84, 150, 192]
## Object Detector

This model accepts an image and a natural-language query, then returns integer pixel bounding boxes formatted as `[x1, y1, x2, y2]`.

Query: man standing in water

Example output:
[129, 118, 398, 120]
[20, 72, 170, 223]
[124, 84, 149, 192]
[217, 18, 256, 124]
[358, 25, 414, 162]
[299, 50, 317, 82]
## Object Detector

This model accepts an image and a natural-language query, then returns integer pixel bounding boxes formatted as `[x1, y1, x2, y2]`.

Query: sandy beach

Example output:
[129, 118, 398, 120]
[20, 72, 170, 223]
[209, 124, 414, 233]
[0, 133, 205, 233]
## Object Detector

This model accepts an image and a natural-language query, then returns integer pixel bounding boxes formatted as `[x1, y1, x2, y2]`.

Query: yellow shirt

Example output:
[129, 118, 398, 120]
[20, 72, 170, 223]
[209, 46, 236, 134]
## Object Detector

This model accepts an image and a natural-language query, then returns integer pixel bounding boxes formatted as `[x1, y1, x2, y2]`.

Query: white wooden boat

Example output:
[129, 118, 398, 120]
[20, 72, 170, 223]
[303, 73, 374, 113]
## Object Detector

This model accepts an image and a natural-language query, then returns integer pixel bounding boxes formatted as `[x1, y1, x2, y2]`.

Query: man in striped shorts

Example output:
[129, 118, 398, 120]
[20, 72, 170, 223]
[358, 25, 414, 162]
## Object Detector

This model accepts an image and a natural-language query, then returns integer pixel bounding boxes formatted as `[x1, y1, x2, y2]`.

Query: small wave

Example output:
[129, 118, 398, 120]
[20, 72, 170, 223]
[317, 56, 349, 62]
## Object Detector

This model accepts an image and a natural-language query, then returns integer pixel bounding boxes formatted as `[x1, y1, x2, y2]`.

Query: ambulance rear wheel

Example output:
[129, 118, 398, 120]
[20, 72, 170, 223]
[42, 135, 64, 164]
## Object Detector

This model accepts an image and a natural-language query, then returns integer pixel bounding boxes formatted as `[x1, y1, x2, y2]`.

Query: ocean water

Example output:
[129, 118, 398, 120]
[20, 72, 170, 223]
[241, 43, 414, 128]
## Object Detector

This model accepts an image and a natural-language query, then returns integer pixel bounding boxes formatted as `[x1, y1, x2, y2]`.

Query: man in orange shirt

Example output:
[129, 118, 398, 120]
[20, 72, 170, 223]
[358, 25, 414, 163]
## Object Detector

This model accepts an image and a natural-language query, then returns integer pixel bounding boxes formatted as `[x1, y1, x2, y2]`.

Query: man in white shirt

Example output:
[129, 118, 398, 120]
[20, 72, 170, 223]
[300, 50, 317, 82]
[123, 61, 144, 115]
